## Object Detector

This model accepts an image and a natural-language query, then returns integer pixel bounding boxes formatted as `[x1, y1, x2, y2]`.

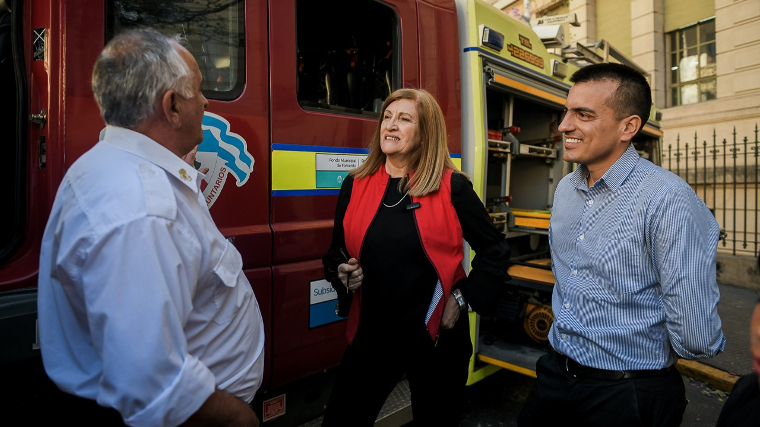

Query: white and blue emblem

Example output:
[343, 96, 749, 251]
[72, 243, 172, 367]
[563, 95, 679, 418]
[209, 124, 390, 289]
[196, 112, 255, 208]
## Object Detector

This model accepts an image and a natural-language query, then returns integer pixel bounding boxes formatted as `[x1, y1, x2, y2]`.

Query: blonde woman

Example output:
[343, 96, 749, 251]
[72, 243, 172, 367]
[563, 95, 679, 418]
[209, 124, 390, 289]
[322, 89, 509, 426]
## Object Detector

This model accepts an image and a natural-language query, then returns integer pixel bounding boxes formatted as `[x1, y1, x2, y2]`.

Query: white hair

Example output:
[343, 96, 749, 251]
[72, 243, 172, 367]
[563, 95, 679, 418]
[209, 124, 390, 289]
[91, 27, 194, 128]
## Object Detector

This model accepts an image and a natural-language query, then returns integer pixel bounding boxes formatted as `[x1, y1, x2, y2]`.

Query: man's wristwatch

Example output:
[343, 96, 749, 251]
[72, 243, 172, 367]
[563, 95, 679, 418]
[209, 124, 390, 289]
[451, 289, 467, 312]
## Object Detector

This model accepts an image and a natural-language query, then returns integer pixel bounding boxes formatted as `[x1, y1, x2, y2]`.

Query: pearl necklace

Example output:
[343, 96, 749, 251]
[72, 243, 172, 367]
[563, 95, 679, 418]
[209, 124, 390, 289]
[383, 190, 410, 208]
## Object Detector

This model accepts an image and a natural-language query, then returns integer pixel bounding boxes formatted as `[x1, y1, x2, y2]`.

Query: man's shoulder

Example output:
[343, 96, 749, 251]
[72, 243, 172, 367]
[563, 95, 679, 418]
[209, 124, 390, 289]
[630, 158, 679, 184]
[628, 159, 716, 229]
[65, 142, 179, 231]
[631, 159, 697, 198]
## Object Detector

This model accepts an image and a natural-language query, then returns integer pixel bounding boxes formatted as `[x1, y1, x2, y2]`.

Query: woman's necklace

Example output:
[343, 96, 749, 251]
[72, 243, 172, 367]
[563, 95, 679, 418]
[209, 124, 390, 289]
[383, 190, 410, 208]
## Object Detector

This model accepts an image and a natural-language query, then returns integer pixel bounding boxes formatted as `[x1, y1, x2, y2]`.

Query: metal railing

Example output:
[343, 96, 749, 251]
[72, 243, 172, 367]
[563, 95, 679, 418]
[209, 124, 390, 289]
[662, 124, 759, 258]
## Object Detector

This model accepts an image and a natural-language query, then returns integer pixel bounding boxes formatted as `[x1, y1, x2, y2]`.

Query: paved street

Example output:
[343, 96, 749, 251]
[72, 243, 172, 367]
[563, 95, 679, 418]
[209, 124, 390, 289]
[705, 283, 760, 376]
[447, 282, 759, 427]
[7, 285, 755, 426]
[450, 369, 728, 427]
[406, 282, 757, 426]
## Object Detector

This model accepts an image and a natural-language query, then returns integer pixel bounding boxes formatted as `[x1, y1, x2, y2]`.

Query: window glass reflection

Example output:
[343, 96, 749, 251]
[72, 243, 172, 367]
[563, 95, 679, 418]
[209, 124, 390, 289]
[700, 19, 716, 43]
[106, 0, 245, 100]
[296, 0, 399, 117]
[682, 26, 697, 49]
[681, 84, 698, 105]
[700, 81, 717, 101]
[668, 18, 716, 107]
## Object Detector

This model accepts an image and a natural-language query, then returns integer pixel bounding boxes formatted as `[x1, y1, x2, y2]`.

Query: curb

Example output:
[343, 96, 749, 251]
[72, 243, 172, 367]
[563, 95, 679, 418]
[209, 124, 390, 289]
[675, 359, 739, 392]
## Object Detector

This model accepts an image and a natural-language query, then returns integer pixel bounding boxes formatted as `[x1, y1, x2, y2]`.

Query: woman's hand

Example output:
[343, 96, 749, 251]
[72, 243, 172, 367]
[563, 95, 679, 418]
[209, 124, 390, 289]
[441, 295, 461, 329]
[182, 144, 209, 174]
[338, 258, 363, 291]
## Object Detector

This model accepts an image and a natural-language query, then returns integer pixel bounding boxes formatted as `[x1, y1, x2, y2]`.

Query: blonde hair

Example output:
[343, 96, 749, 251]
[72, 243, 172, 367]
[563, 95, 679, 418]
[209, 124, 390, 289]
[353, 88, 459, 196]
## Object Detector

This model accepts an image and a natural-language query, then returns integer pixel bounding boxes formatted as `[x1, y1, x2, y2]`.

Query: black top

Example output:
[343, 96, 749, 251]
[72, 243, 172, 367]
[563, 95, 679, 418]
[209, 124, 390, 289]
[323, 171, 510, 339]
[716, 373, 760, 427]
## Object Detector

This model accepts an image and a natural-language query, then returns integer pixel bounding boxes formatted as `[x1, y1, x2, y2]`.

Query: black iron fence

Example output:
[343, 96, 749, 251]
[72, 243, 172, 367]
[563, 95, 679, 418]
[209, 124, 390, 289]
[662, 124, 759, 258]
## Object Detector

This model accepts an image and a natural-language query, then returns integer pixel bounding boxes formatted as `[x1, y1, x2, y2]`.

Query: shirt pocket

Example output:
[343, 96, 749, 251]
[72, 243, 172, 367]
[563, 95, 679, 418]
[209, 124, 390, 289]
[212, 240, 247, 325]
[593, 237, 646, 296]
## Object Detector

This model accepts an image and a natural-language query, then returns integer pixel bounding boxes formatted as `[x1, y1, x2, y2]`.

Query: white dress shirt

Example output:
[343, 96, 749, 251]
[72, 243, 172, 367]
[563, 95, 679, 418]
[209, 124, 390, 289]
[38, 126, 265, 427]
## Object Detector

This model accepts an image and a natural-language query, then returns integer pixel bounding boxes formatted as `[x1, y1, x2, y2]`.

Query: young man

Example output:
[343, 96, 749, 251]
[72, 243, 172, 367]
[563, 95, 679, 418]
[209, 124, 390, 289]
[38, 28, 264, 427]
[518, 63, 725, 426]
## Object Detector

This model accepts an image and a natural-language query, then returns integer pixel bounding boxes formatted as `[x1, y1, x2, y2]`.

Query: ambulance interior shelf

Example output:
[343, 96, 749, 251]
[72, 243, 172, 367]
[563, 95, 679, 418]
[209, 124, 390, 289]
[507, 258, 554, 292]
[486, 132, 555, 234]
[487, 139, 557, 159]
[476, 82, 564, 363]
[489, 205, 550, 234]
[484, 86, 564, 241]
[476, 256, 556, 354]
[486, 130, 552, 235]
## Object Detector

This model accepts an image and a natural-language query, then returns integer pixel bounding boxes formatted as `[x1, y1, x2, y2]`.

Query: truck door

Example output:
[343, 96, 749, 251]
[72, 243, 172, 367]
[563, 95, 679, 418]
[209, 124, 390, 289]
[2, 0, 274, 410]
[267, 0, 419, 388]
[0, 0, 273, 384]
[93, 0, 273, 387]
[0, 0, 49, 368]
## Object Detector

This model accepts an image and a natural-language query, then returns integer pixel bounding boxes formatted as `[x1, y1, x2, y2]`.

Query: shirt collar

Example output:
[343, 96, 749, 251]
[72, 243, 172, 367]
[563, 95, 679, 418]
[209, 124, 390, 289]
[569, 144, 640, 192]
[102, 126, 202, 193]
[569, 165, 590, 191]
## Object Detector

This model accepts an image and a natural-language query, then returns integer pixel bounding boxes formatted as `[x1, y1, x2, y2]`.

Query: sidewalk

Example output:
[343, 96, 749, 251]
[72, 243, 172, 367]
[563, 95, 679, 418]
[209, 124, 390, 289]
[676, 283, 760, 392]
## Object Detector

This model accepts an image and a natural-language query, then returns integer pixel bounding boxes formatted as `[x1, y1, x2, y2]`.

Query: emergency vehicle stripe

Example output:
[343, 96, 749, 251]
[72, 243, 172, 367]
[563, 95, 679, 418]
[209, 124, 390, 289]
[477, 354, 538, 378]
[491, 74, 566, 106]
[463, 46, 572, 90]
[272, 189, 339, 197]
[272, 144, 462, 196]
[272, 143, 370, 154]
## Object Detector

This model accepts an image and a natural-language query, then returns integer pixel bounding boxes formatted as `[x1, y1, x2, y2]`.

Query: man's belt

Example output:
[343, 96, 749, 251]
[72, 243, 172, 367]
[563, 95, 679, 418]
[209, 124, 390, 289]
[556, 353, 673, 380]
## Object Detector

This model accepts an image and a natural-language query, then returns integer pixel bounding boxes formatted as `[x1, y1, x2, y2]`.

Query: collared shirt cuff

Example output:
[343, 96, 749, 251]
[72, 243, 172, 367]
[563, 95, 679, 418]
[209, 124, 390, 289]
[125, 355, 216, 427]
[218, 349, 266, 404]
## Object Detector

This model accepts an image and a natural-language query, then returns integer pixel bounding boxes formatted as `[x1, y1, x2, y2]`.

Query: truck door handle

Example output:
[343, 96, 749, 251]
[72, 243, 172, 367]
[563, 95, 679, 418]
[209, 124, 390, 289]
[29, 109, 47, 129]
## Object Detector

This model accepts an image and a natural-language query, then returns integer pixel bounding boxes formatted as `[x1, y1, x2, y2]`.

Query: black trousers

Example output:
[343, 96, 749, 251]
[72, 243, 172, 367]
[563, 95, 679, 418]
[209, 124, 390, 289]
[321, 314, 472, 427]
[43, 391, 128, 426]
[518, 352, 687, 427]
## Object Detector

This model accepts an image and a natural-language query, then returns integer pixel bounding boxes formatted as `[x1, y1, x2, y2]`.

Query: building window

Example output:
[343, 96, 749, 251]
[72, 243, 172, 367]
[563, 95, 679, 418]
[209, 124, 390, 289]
[668, 18, 716, 106]
[296, 0, 400, 118]
[106, 0, 246, 101]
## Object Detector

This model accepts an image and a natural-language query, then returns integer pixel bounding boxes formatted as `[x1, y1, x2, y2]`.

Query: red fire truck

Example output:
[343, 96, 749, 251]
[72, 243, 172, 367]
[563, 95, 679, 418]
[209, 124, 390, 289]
[1, 0, 662, 424]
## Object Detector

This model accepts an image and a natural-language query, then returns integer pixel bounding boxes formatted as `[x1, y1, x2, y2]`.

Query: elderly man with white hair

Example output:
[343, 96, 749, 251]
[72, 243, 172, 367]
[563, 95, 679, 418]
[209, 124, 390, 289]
[38, 28, 264, 427]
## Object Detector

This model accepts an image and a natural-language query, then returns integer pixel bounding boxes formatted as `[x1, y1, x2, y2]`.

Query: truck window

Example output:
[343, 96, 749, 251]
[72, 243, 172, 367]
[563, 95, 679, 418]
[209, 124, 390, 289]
[105, 0, 245, 100]
[296, 0, 399, 118]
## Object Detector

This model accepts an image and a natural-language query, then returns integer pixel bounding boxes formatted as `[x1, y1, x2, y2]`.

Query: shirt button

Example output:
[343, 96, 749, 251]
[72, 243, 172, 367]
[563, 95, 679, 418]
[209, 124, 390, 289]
[564, 303, 570, 309]
[588, 199, 594, 205]
[572, 270, 578, 276]
[579, 234, 585, 241]
[561, 334, 567, 339]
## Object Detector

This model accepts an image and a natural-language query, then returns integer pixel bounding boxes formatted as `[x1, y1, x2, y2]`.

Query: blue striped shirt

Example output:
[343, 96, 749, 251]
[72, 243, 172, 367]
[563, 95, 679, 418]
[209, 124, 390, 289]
[548, 144, 726, 370]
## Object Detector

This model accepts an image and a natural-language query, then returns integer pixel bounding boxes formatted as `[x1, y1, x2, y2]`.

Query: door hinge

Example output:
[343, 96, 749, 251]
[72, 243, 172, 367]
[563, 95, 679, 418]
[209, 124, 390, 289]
[38, 135, 46, 169]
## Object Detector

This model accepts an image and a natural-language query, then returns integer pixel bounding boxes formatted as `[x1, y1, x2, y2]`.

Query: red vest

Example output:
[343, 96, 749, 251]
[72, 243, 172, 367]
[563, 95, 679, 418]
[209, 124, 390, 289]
[343, 166, 466, 343]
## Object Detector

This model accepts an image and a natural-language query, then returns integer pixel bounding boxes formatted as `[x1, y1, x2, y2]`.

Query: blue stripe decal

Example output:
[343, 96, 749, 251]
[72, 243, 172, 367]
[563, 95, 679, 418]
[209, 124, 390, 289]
[273, 189, 340, 197]
[272, 143, 370, 154]
[310, 300, 346, 328]
[463, 46, 572, 90]
[272, 143, 461, 158]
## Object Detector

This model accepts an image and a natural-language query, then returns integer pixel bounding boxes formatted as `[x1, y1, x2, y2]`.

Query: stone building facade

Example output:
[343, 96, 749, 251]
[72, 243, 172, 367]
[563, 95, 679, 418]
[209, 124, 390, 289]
[489, 0, 760, 265]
